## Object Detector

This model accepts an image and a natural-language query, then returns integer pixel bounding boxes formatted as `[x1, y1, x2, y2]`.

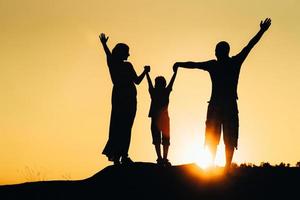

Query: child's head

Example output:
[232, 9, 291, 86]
[155, 76, 167, 89]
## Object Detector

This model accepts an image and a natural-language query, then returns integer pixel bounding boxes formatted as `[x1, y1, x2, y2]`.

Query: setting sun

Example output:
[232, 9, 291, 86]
[194, 146, 213, 169]
[193, 145, 226, 169]
[179, 133, 226, 169]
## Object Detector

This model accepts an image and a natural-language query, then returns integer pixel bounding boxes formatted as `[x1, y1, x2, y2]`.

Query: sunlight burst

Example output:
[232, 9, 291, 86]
[193, 144, 226, 169]
[194, 146, 213, 169]
[173, 131, 226, 169]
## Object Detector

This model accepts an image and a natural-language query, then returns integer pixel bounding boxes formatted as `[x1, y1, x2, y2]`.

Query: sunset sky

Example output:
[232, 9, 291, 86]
[1, 0, 300, 185]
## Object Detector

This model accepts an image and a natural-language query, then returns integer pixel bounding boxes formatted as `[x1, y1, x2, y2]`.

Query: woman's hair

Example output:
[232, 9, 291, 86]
[112, 43, 129, 60]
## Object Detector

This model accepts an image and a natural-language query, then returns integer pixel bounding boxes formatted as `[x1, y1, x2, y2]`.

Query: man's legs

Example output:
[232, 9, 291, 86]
[205, 104, 222, 166]
[223, 102, 239, 169]
[225, 145, 234, 168]
[207, 144, 218, 164]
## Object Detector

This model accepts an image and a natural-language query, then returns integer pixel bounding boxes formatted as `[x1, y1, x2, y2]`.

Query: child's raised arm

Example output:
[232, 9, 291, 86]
[167, 67, 178, 90]
[145, 66, 154, 90]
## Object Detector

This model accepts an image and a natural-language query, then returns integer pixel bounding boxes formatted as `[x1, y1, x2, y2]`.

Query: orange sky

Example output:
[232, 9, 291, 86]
[0, 0, 300, 185]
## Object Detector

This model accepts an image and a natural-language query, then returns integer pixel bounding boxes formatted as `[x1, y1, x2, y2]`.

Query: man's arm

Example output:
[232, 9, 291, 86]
[99, 33, 112, 58]
[134, 65, 150, 85]
[237, 18, 271, 61]
[173, 61, 212, 72]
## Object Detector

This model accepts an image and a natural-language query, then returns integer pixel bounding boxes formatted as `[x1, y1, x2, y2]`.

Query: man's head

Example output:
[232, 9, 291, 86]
[112, 43, 130, 61]
[215, 41, 230, 60]
[155, 76, 167, 89]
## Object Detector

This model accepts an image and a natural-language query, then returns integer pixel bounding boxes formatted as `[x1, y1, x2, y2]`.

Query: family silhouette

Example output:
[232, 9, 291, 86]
[99, 18, 271, 168]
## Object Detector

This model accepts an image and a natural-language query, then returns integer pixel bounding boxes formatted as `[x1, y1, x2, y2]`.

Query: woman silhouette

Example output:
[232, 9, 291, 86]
[99, 33, 149, 165]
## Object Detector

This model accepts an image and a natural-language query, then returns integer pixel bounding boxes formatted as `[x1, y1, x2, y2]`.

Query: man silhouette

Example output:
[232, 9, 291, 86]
[173, 18, 271, 168]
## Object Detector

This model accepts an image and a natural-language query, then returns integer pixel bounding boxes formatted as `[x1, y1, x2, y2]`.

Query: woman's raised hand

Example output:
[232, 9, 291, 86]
[99, 33, 109, 44]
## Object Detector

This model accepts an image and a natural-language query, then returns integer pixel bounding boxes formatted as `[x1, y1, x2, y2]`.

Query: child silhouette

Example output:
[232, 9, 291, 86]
[145, 66, 178, 166]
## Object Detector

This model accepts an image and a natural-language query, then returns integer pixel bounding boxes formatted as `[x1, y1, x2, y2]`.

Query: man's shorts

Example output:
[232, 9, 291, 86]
[151, 110, 170, 146]
[205, 101, 239, 149]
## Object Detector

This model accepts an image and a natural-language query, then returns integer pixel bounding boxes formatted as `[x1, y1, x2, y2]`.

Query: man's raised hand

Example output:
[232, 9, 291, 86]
[260, 18, 271, 32]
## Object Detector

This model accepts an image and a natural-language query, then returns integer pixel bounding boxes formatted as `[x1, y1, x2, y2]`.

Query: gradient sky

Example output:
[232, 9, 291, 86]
[1, 0, 300, 184]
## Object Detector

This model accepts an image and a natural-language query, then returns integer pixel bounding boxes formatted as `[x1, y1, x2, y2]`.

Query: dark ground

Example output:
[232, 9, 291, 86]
[0, 162, 299, 200]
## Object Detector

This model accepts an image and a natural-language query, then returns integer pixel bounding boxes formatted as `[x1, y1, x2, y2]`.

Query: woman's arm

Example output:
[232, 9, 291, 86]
[99, 33, 112, 58]
[134, 65, 150, 85]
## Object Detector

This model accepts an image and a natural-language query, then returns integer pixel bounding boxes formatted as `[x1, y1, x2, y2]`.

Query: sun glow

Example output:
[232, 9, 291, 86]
[190, 141, 226, 169]
[194, 146, 214, 169]
[173, 129, 227, 169]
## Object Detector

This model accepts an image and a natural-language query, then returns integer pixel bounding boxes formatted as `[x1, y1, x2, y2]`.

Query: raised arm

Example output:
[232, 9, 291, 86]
[145, 68, 154, 90]
[167, 67, 178, 90]
[237, 18, 271, 60]
[134, 65, 150, 85]
[99, 33, 112, 58]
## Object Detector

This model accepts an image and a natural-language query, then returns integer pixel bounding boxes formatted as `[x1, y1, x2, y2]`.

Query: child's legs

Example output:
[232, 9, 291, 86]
[162, 145, 169, 160]
[161, 115, 170, 159]
[151, 118, 162, 159]
[154, 144, 162, 160]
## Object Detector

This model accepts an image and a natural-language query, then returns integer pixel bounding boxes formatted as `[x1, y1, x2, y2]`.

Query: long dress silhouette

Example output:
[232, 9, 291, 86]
[99, 34, 148, 165]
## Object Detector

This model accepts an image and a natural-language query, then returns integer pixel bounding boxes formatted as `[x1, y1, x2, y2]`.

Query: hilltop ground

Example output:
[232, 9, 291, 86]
[0, 162, 299, 200]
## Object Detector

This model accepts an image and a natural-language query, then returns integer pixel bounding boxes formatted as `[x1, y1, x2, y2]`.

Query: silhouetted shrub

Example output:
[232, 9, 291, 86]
[239, 163, 255, 168]
[276, 162, 287, 168]
[231, 162, 238, 169]
[260, 162, 272, 168]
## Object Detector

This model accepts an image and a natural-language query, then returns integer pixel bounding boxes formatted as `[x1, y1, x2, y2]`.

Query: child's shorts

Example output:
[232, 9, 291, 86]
[151, 110, 170, 146]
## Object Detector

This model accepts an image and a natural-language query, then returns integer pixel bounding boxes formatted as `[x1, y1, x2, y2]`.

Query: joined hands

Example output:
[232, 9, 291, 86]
[173, 63, 179, 73]
[144, 65, 150, 73]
